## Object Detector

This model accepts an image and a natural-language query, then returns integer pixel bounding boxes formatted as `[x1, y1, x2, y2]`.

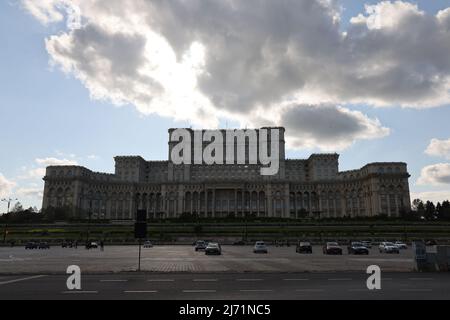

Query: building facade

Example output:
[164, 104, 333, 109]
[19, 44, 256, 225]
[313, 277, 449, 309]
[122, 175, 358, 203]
[42, 128, 411, 220]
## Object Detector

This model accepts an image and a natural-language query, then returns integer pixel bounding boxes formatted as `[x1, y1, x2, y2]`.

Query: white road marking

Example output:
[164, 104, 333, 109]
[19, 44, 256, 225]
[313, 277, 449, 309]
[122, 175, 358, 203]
[239, 289, 273, 292]
[193, 279, 218, 282]
[348, 288, 370, 292]
[147, 279, 174, 282]
[183, 290, 217, 293]
[400, 289, 433, 292]
[0, 275, 46, 286]
[236, 278, 263, 281]
[283, 278, 309, 281]
[124, 290, 157, 293]
[62, 291, 98, 294]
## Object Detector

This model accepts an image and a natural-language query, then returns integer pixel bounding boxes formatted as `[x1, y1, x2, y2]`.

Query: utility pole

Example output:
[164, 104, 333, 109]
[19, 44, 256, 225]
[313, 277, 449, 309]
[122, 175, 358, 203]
[2, 198, 18, 244]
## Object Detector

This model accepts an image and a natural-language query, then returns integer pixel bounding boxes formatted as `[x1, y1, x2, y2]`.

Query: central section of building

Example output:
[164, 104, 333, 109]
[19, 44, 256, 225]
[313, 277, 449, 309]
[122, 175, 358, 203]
[42, 128, 411, 219]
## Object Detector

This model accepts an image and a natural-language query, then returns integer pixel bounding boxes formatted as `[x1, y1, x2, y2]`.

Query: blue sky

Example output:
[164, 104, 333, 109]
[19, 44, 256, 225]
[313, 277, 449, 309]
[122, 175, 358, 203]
[1, 0, 450, 211]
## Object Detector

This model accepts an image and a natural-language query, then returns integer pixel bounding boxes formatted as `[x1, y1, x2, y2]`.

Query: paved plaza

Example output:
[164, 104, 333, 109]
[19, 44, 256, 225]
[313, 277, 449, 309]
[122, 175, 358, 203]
[0, 245, 415, 274]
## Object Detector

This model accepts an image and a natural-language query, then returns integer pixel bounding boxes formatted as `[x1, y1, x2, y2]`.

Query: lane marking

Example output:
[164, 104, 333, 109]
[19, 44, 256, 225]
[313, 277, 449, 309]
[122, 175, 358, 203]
[283, 278, 309, 281]
[239, 289, 273, 292]
[124, 290, 157, 293]
[236, 279, 263, 281]
[348, 288, 370, 292]
[295, 289, 325, 292]
[183, 290, 217, 293]
[148, 279, 174, 282]
[62, 291, 98, 294]
[100, 279, 128, 282]
[400, 289, 433, 292]
[0, 275, 46, 286]
[193, 279, 218, 282]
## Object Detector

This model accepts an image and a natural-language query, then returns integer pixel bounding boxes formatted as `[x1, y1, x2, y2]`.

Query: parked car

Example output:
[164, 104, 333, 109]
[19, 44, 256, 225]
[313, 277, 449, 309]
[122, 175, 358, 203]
[85, 241, 98, 249]
[143, 241, 153, 248]
[394, 241, 408, 249]
[25, 242, 38, 250]
[253, 241, 268, 254]
[323, 242, 343, 255]
[379, 242, 400, 254]
[61, 241, 74, 248]
[195, 240, 207, 251]
[347, 242, 369, 255]
[425, 239, 437, 246]
[296, 241, 312, 254]
[38, 242, 50, 249]
[205, 242, 222, 255]
[361, 241, 372, 249]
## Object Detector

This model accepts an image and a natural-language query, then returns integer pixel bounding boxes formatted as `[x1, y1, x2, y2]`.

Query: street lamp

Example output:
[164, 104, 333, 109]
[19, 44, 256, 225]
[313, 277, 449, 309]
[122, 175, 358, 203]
[1, 198, 18, 244]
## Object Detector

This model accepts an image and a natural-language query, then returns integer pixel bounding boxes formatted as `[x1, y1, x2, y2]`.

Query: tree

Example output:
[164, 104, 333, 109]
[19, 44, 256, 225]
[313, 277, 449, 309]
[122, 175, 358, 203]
[424, 201, 436, 220]
[11, 202, 24, 213]
[436, 202, 442, 220]
[441, 200, 450, 220]
[412, 199, 423, 211]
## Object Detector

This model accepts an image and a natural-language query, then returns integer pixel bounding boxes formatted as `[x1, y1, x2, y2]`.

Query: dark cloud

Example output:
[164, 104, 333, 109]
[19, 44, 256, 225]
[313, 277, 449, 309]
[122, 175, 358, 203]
[23, 0, 450, 149]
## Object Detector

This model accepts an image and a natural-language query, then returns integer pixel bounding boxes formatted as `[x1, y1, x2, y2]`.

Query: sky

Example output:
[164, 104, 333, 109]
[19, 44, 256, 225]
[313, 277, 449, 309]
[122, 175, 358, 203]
[1, 0, 450, 212]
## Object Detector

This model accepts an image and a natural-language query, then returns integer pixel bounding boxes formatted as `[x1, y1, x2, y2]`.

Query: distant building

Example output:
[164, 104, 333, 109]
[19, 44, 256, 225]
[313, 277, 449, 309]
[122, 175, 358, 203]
[42, 128, 411, 219]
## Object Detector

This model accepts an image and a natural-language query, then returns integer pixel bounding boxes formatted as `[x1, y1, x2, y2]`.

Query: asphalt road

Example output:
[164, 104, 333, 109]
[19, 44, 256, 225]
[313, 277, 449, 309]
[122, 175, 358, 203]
[0, 245, 416, 273]
[0, 272, 449, 300]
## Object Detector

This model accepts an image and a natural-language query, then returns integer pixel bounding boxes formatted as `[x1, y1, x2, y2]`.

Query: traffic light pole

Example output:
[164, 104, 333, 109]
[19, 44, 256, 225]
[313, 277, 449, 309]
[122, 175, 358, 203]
[138, 238, 142, 271]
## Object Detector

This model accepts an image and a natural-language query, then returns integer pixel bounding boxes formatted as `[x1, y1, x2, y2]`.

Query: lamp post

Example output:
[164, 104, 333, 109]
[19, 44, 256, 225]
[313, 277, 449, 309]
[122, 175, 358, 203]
[2, 198, 18, 244]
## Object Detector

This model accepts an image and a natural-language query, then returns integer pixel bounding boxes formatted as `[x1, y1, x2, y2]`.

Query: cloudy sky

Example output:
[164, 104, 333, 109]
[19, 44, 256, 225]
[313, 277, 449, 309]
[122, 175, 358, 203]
[1, 0, 450, 211]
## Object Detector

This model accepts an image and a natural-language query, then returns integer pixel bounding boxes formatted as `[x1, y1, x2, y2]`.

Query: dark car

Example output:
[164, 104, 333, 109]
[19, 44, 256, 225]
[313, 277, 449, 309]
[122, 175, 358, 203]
[205, 242, 222, 255]
[347, 242, 369, 255]
[25, 242, 38, 249]
[195, 240, 207, 251]
[296, 241, 313, 254]
[62, 241, 73, 248]
[323, 242, 343, 255]
[85, 241, 98, 249]
[38, 242, 50, 249]
[425, 239, 437, 246]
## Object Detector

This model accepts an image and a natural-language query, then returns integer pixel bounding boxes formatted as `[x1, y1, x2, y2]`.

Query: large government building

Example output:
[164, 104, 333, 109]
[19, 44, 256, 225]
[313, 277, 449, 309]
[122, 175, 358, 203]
[42, 128, 411, 220]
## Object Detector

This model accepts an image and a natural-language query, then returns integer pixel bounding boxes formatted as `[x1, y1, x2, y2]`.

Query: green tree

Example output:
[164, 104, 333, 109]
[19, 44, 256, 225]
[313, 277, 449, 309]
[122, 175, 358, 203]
[424, 201, 436, 220]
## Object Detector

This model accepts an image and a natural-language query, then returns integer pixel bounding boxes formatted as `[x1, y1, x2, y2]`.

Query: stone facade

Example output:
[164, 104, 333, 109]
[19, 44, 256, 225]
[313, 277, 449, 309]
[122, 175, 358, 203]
[41, 128, 411, 219]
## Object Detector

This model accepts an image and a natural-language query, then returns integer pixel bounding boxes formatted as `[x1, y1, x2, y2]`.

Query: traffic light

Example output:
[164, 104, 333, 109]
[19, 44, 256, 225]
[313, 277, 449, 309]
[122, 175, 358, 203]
[134, 209, 147, 238]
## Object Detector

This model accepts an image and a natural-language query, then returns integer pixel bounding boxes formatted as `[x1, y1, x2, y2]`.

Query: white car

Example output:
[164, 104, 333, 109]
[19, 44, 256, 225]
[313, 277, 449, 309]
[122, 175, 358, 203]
[394, 241, 408, 249]
[253, 241, 268, 254]
[143, 241, 153, 248]
[379, 242, 400, 254]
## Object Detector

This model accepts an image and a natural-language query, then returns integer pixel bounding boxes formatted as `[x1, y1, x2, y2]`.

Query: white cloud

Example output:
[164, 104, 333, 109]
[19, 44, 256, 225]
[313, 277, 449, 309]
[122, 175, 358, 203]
[19, 158, 79, 180]
[16, 188, 44, 199]
[411, 190, 450, 203]
[21, 0, 450, 149]
[425, 138, 450, 159]
[0, 174, 16, 198]
[35, 157, 78, 167]
[417, 163, 450, 186]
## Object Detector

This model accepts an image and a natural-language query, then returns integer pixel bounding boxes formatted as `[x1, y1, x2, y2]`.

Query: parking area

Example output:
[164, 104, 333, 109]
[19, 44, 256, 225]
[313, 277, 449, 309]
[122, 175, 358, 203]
[0, 244, 415, 274]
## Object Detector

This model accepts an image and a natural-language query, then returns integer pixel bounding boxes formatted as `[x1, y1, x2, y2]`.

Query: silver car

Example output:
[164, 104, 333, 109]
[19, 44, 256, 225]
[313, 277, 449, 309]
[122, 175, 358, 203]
[394, 241, 408, 249]
[379, 242, 400, 254]
[253, 241, 268, 254]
